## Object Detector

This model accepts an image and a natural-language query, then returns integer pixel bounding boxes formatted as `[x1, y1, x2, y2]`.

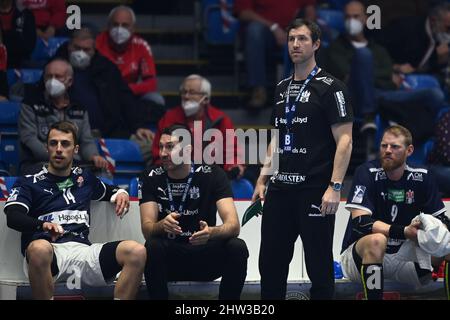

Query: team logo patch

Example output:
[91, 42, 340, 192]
[405, 190, 414, 204]
[189, 186, 200, 199]
[76, 176, 84, 187]
[299, 90, 311, 103]
[388, 189, 405, 203]
[352, 185, 366, 204]
[7, 187, 20, 202]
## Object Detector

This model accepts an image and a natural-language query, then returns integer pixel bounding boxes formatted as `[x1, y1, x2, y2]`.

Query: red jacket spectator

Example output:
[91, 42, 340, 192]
[22, 0, 66, 30]
[0, 1, 36, 68]
[234, 0, 315, 29]
[96, 31, 157, 96]
[152, 105, 242, 171]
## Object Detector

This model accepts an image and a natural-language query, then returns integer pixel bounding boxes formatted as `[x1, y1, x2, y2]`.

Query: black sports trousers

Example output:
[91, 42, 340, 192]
[145, 237, 248, 299]
[259, 187, 335, 299]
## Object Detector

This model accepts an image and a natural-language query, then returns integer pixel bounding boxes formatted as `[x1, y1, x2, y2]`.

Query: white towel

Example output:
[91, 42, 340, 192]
[396, 239, 432, 271]
[417, 213, 450, 257]
[395, 213, 450, 271]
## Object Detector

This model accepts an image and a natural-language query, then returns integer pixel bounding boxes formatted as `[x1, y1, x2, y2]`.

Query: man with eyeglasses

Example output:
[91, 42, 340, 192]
[151, 74, 246, 180]
[19, 58, 108, 174]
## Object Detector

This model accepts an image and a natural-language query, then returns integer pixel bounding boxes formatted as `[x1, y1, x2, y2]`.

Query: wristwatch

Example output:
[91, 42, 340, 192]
[329, 181, 343, 192]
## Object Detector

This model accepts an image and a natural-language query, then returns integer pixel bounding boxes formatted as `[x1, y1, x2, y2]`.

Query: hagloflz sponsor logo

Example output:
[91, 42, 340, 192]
[39, 211, 89, 226]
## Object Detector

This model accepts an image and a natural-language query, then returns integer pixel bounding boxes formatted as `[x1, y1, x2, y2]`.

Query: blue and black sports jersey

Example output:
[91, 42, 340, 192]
[341, 160, 446, 254]
[5, 166, 109, 254]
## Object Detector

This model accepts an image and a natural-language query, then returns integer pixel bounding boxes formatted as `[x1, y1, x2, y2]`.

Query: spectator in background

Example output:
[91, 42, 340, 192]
[234, 0, 316, 108]
[96, 5, 165, 108]
[152, 74, 246, 180]
[53, 27, 155, 164]
[0, 30, 8, 100]
[369, 0, 429, 29]
[0, 0, 36, 68]
[378, 2, 450, 78]
[19, 59, 108, 174]
[322, 1, 445, 132]
[21, 0, 66, 40]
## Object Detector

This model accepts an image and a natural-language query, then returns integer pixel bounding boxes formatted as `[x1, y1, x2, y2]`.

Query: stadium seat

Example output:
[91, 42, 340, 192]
[96, 139, 144, 187]
[31, 36, 69, 63]
[0, 102, 21, 174]
[231, 178, 254, 199]
[0, 137, 19, 175]
[7, 68, 43, 87]
[203, 0, 239, 45]
[408, 139, 434, 165]
[0, 101, 20, 134]
[317, 9, 345, 33]
[129, 177, 139, 197]
[402, 74, 441, 90]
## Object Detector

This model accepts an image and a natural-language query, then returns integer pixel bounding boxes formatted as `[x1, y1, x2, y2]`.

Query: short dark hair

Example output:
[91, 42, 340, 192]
[161, 124, 192, 144]
[47, 121, 79, 145]
[383, 125, 413, 147]
[286, 18, 321, 43]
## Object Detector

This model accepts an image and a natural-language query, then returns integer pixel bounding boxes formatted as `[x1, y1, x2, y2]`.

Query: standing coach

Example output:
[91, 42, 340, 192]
[252, 18, 354, 299]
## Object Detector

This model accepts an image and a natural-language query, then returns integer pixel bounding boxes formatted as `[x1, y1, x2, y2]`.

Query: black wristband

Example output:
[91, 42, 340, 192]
[389, 224, 406, 240]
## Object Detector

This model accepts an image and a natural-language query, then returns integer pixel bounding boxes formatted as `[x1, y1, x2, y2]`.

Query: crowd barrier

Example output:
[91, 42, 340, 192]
[1, 199, 449, 299]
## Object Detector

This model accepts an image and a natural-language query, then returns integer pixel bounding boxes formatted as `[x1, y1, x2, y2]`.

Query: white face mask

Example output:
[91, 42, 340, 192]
[45, 78, 66, 97]
[182, 99, 203, 117]
[345, 18, 364, 36]
[109, 26, 131, 45]
[70, 50, 91, 69]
